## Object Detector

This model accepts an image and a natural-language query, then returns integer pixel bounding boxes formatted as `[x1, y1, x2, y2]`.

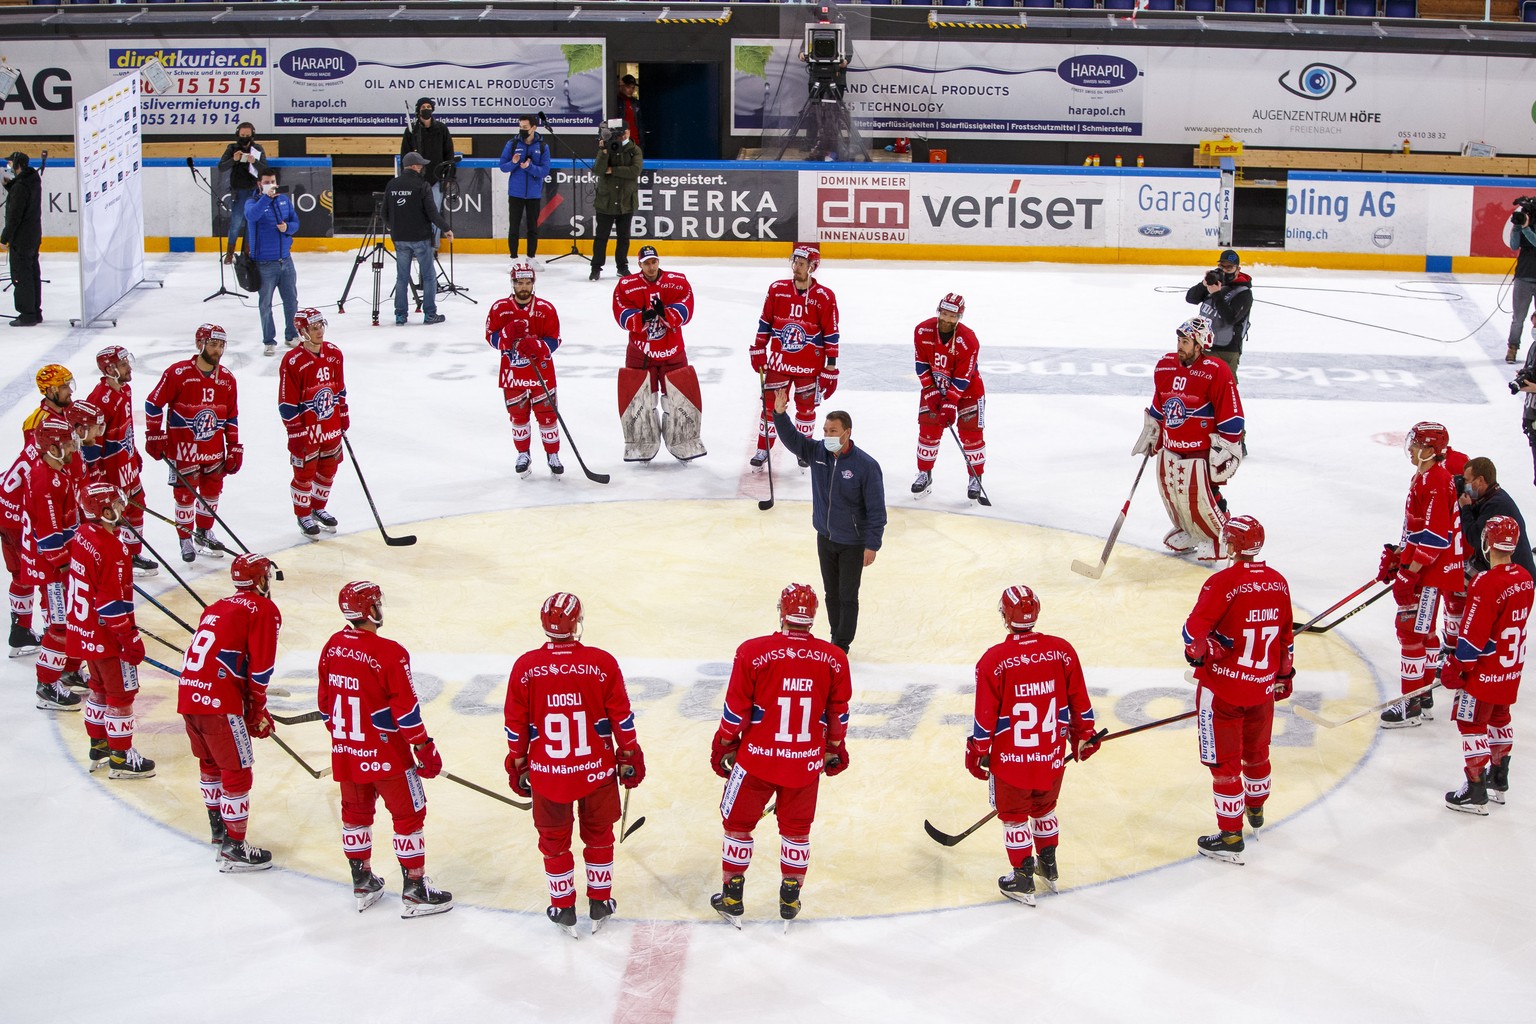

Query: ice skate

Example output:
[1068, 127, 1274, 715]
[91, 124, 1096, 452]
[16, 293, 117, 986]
[1445, 779, 1489, 815]
[710, 874, 745, 928]
[749, 449, 769, 469]
[59, 669, 88, 693]
[108, 747, 156, 779]
[35, 681, 82, 711]
[350, 858, 386, 912]
[1196, 830, 1245, 865]
[179, 537, 196, 563]
[998, 859, 1037, 906]
[966, 476, 983, 502]
[194, 528, 229, 558]
[515, 451, 532, 478]
[88, 738, 112, 773]
[911, 471, 931, 497]
[207, 808, 227, 844]
[130, 554, 159, 578]
[8, 614, 41, 658]
[1379, 697, 1424, 729]
[779, 877, 802, 926]
[1034, 847, 1059, 893]
[590, 897, 617, 934]
[547, 904, 578, 938]
[547, 452, 565, 476]
[313, 509, 339, 532]
[1418, 688, 1435, 720]
[1488, 756, 1511, 805]
[1246, 805, 1265, 830]
[218, 837, 274, 872]
[298, 515, 321, 539]
[1163, 528, 1196, 554]
[400, 869, 453, 918]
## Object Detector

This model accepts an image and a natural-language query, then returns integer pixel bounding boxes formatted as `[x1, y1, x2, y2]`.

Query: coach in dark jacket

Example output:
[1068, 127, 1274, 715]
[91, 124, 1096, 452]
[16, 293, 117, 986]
[771, 390, 887, 653]
[1459, 456, 1536, 579]
[2, 151, 43, 326]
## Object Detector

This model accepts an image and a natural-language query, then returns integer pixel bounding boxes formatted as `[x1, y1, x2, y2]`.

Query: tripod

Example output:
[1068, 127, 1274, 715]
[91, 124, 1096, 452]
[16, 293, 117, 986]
[337, 195, 418, 326]
[539, 118, 592, 267]
[775, 76, 867, 163]
[433, 174, 475, 304]
[185, 160, 245, 301]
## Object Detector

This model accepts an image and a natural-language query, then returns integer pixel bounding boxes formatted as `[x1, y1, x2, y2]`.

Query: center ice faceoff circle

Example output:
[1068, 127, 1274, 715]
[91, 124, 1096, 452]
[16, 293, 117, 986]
[75, 500, 1376, 920]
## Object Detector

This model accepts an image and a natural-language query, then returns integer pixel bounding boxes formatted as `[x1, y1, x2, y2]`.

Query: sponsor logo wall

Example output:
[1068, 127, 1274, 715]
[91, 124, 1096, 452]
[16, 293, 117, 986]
[535, 165, 799, 244]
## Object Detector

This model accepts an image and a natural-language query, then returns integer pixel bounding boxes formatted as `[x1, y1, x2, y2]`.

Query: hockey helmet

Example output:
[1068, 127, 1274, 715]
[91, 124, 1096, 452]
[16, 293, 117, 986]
[293, 307, 327, 338]
[338, 580, 384, 624]
[36, 364, 73, 396]
[1483, 515, 1521, 555]
[195, 323, 228, 350]
[510, 258, 537, 284]
[79, 481, 124, 524]
[32, 417, 75, 459]
[790, 243, 820, 274]
[232, 554, 275, 594]
[1223, 515, 1265, 559]
[66, 399, 104, 432]
[1404, 421, 1449, 461]
[937, 293, 966, 321]
[778, 583, 818, 630]
[999, 585, 1041, 631]
[96, 345, 134, 379]
[540, 592, 583, 641]
[1177, 316, 1214, 352]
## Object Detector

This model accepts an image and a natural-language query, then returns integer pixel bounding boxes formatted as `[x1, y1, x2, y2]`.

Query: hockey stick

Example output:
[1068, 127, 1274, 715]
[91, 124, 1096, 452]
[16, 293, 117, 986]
[443, 771, 531, 810]
[756, 369, 776, 512]
[270, 727, 331, 779]
[1293, 579, 1380, 632]
[164, 460, 255, 556]
[271, 710, 325, 726]
[1299, 585, 1393, 635]
[134, 583, 197, 634]
[924, 719, 1179, 847]
[127, 496, 178, 529]
[1071, 452, 1152, 580]
[618, 787, 648, 842]
[946, 424, 991, 507]
[1292, 680, 1442, 730]
[531, 362, 611, 485]
[138, 653, 290, 697]
[138, 626, 185, 657]
[341, 435, 418, 546]
[122, 524, 207, 609]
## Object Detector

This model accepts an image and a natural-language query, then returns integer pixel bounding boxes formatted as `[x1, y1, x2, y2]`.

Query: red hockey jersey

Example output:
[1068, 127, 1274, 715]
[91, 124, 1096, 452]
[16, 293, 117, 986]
[485, 296, 561, 391]
[972, 631, 1096, 789]
[144, 359, 240, 469]
[914, 318, 986, 401]
[278, 343, 348, 452]
[504, 640, 637, 802]
[87, 378, 142, 493]
[317, 626, 428, 782]
[1148, 353, 1244, 456]
[66, 521, 136, 661]
[613, 270, 694, 364]
[1183, 560, 1295, 706]
[717, 630, 851, 788]
[753, 278, 840, 377]
[1453, 563, 1534, 704]
[178, 592, 282, 719]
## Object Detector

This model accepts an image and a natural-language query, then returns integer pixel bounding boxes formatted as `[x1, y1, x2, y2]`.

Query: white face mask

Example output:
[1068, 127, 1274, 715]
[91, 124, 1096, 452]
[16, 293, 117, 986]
[822, 436, 842, 453]
[262, 182, 277, 196]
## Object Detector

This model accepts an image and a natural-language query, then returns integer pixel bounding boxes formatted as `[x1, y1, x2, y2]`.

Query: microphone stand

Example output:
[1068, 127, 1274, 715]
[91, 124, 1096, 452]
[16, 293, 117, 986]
[539, 114, 593, 268]
[186, 157, 245, 302]
[433, 165, 475, 304]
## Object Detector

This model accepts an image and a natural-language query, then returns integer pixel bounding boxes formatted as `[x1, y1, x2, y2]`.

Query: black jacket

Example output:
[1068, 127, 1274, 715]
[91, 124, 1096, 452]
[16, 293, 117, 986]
[1186, 271, 1253, 354]
[382, 169, 450, 243]
[1, 165, 42, 249]
[400, 118, 455, 184]
[1510, 222, 1536, 283]
[1461, 485, 1536, 580]
[216, 139, 269, 192]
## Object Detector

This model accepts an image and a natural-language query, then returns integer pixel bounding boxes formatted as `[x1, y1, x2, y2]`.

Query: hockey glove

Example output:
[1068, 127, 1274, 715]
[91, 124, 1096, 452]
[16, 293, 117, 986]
[516, 334, 545, 363]
[1441, 662, 1471, 691]
[921, 385, 945, 419]
[1273, 669, 1295, 701]
[337, 399, 350, 435]
[750, 344, 767, 374]
[1376, 544, 1400, 584]
[412, 739, 443, 780]
[641, 295, 665, 323]
[818, 365, 839, 400]
[1208, 434, 1243, 483]
[617, 744, 646, 789]
[144, 428, 167, 463]
[1391, 566, 1421, 607]
[939, 401, 958, 429]
[964, 738, 990, 781]
[824, 739, 850, 777]
[286, 430, 308, 464]
[710, 728, 739, 779]
[119, 631, 146, 668]
[1073, 730, 1104, 762]
[1185, 635, 1229, 669]
[505, 752, 532, 797]
[1132, 411, 1160, 457]
[246, 709, 274, 739]
[224, 444, 245, 476]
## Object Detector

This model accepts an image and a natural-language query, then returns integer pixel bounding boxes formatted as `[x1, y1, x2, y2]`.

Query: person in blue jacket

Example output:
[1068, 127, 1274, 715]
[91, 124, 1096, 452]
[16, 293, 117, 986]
[770, 388, 887, 653]
[500, 114, 552, 259]
[244, 169, 300, 355]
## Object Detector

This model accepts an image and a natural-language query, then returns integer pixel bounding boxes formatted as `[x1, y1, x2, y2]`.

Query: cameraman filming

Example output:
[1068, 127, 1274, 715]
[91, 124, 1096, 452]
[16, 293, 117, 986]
[384, 152, 453, 326]
[217, 122, 267, 264]
[1506, 197, 1536, 364]
[591, 119, 642, 282]
[1515, 311, 1536, 483]
[499, 114, 551, 260]
[1185, 248, 1252, 380]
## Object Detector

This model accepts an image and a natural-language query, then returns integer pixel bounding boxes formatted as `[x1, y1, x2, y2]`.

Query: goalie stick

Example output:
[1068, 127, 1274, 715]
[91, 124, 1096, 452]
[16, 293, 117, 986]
[342, 435, 417, 546]
[1071, 452, 1152, 580]
[531, 362, 611, 485]
[1292, 680, 1443, 729]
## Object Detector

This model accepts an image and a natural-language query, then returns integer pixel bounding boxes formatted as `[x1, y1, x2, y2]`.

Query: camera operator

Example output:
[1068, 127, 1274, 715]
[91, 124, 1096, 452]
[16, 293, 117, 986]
[1185, 248, 1252, 380]
[1505, 197, 1536, 364]
[217, 122, 267, 265]
[384, 152, 453, 326]
[498, 114, 551, 260]
[1514, 322, 1536, 484]
[590, 120, 642, 283]
[244, 170, 299, 355]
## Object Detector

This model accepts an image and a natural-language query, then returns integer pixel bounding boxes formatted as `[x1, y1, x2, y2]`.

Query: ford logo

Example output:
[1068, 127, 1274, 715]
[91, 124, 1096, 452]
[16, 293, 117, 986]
[1372, 227, 1394, 248]
[1139, 224, 1171, 237]
[280, 48, 357, 81]
[1057, 55, 1138, 89]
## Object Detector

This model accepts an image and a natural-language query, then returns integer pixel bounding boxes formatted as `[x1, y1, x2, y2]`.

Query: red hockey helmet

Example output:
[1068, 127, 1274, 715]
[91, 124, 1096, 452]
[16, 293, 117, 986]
[540, 592, 583, 640]
[36, 364, 73, 396]
[33, 417, 75, 458]
[778, 583, 818, 630]
[293, 307, 327, 338]
[195, 323, 228, 350]
[96, 345, 134, 378]
[999, 585, 1041, 631]
[1177, 316, 1214, 352]
[66, 399, 104, 431]
[937, 293, 966, 321]
[510, 258, 536, 284]
[1223, 515, 1265, 559]
[1404, 421, 1449, 460]
[339, 580, 384, 624]
[232, 554, 275, 594]
[1483, 515, 1521, 555]
[79, 481, 124, 524]
[790, 243, 820, 274]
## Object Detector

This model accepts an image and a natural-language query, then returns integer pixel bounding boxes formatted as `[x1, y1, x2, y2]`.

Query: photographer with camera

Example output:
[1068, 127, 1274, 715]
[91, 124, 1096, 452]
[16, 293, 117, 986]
[590, 120, 642, 283]
[217, 122, 267, 265]
[1511, 321, 1536, 484]
[383, 152, 453, 326]
[1185, 249, 1252, 380]
[1505, 197, 1536, 364]
[1458, 457, 1536, 580]
[244, 170, 299, 356]
[499, 114, 551, 261]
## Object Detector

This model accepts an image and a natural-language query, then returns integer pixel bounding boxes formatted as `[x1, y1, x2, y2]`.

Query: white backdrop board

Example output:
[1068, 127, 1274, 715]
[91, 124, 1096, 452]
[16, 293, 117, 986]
[73, 76, 145, 327]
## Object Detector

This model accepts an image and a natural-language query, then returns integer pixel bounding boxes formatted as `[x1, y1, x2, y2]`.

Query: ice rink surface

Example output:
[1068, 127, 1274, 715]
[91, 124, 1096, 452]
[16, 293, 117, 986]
[3, 250, 1534, 1022]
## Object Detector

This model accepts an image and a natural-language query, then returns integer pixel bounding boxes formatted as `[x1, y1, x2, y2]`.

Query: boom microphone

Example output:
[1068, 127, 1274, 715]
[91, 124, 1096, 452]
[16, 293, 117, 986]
[537, 111, 548, 126]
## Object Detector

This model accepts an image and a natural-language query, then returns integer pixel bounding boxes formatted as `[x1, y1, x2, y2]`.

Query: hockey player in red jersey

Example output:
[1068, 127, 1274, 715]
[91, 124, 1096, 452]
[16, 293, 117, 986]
[968, 584, 1098, 905]
[708, 584, 851, 926]
[27, 417, 84, 710]
[66, 400, 106, 490]
[612, 245, 705, 462]
[144, 324, 242, 563]
[318, 581, 452, 917]
[280, 308, 349, 538]
[1133, 316, 1245, 557]
[1182, 515, 1294, 864]
[179, 554, 282, 869]
[87, 346, 156, 577]
[1, 433, 43, 658]
[912, 292, 988, 501]
[1377, 421, 1466, 728]
[504, 592, 645, 936]
[750, 243, 839, 468]
[21, 363, 73, 439]
[1441, 515, 1532, 813]
[68, 482, 152, 780]
[485, 259, 565, 478]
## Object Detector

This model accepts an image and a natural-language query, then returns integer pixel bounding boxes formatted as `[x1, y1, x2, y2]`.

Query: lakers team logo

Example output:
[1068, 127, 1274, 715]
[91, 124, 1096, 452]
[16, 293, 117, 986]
[776, 323, 810, 354]
[190, 408, 219, 442]
[1160, 397, 1190, 429]
[312, 387, 337, 420]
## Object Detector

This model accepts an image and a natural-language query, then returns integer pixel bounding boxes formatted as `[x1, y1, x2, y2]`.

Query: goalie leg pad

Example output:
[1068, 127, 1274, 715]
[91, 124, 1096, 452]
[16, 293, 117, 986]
[660, 365, 707, 462]
[617, 367, 662, 462]
[1160, 451, 1225, 552]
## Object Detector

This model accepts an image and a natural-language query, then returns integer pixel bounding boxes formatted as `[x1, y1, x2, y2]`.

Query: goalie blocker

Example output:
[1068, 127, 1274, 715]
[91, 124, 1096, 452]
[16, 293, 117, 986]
[617, 365, 706, 462]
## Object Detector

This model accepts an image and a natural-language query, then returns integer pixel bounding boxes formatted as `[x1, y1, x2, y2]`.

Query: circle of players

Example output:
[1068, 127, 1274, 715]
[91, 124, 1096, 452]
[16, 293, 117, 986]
[2, 245, 1529, 931]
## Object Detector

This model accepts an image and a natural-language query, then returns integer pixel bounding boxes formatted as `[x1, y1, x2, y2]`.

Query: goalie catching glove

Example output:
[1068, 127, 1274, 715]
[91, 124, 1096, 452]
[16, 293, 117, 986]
[1208, 434, 1242, 483]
